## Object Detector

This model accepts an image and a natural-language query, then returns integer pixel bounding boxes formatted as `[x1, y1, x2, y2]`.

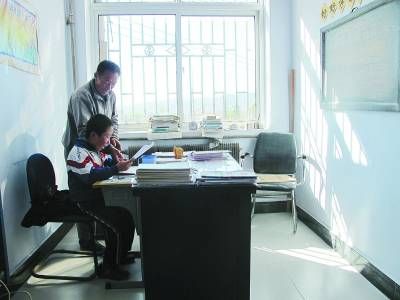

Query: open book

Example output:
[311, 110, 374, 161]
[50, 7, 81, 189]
[130, 142, 154, 161]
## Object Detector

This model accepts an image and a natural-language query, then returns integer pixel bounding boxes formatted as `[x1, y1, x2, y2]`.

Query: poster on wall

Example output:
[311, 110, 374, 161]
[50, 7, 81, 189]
[0, 0, 40, 74]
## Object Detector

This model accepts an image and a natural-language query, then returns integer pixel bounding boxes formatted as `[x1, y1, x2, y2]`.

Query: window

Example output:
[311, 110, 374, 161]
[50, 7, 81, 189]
[92, 0, 265, 131]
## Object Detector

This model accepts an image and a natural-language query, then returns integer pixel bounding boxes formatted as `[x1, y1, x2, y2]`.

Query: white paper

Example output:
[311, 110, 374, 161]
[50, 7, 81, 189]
[131, 142, 154, 160]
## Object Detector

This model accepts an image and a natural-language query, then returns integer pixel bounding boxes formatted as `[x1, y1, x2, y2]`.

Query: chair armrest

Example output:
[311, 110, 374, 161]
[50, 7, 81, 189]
[296, 154, 307, 186]
[240, 152, 252, 168]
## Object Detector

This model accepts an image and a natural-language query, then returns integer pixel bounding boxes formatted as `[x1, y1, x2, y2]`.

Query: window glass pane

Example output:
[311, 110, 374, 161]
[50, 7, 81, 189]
[181, 16, 256, 124]
[99, 15, 176, 125]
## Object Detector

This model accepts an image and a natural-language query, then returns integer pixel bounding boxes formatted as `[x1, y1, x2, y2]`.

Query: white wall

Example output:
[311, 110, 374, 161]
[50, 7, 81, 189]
[0, 0, 70, 275]
[267, 0, 292, 132]
[292, 0, 400, 284]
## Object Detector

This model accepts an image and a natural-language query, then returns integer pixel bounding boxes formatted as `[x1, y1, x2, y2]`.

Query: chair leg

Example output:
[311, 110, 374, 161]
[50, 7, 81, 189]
[291, 190, 297, 233]
[89, 222, 99, 274]
[251, 193, 256, 219]
[31, 249, 97, 281]
[31, 221, 99, 281]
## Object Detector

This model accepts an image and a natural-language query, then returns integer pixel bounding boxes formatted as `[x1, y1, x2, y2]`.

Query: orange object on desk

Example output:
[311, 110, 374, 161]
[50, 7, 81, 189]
[173, 146, 184, 159]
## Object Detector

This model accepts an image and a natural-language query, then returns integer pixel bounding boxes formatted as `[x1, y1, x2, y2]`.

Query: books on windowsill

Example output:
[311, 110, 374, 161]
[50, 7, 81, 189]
[149, 115, 181, 132]
[200, 115, 223, 138]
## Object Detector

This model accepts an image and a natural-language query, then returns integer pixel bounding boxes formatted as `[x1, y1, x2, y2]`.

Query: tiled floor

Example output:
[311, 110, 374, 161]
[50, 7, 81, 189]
[17, 213, 386, 300]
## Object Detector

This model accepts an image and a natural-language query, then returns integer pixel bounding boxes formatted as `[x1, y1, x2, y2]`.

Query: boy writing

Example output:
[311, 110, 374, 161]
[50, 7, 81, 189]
[67, 114, 134, 280]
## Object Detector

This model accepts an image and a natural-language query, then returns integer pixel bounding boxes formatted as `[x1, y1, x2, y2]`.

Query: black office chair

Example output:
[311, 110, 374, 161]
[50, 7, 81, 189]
[21, 153, 99, 281]
[242, 132, 306, 233]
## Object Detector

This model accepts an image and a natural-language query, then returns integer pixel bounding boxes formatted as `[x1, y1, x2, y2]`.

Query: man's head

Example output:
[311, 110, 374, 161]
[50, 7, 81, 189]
[86, 114, 113, 151]
[94, 60, 121, 96]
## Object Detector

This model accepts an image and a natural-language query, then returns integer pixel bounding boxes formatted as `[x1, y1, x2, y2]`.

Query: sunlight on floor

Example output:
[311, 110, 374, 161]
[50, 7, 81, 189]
[254, 245, 358, 272]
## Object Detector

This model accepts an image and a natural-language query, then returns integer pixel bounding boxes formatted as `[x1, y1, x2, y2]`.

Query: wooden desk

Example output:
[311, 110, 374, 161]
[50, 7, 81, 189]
[94, 155, 255, 300]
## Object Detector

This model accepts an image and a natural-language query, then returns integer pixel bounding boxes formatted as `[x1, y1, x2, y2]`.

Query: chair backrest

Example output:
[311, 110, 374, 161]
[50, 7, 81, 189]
[253, 132, 297, 174]
[26, 153, 56, 206]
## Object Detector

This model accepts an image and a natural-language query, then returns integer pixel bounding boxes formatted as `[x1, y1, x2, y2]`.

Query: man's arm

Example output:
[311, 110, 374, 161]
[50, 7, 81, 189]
[71, 92, 95, 139]
[110, 93, 119, 139]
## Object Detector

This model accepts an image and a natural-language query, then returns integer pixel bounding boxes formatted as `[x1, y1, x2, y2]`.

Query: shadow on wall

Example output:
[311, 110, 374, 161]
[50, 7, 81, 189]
[0, 134, 58, 277]
[295, 17, 373, 249]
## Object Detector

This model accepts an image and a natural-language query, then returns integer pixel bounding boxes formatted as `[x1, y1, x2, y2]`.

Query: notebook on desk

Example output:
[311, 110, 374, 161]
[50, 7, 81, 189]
[93, 175, 136, 187]
[118, 166, 137, 175]
[198, 170, 257, 184]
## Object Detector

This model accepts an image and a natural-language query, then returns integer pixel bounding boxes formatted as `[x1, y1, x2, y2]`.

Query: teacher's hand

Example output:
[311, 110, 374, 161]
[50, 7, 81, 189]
[109, 144, 124, 162]
[110, 137, 121, 151]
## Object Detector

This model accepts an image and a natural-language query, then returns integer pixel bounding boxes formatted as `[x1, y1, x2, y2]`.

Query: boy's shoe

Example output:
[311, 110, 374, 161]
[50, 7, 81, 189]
[98, 263, 130, 281]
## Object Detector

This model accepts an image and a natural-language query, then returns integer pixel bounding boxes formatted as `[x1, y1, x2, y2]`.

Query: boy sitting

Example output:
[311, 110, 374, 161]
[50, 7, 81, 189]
[67, 114, 134, 280]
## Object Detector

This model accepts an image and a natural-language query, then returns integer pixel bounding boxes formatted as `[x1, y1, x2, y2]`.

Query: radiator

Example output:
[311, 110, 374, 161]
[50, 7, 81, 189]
[127, 142, 241, 162]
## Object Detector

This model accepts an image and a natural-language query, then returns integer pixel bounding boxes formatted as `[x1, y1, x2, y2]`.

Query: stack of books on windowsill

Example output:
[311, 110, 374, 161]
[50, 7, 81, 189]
[201, 115, 223, 139]
[147, 115, 182, 140]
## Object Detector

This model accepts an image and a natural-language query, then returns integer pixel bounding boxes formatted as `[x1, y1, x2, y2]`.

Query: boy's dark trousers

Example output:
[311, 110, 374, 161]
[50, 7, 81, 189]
[77, 198, 135, 267]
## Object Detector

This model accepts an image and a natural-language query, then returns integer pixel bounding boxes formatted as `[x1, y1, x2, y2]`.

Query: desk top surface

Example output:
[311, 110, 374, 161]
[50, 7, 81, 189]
[93, 153, 247, 188]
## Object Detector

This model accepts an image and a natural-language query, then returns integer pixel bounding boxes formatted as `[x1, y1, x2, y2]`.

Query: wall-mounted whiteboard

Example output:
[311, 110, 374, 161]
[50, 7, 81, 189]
[321, 0, 400, 111]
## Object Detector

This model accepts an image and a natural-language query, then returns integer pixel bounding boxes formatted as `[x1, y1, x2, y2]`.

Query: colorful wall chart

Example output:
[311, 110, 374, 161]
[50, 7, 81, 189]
[321, 0, 363, 22]
[0, 0, 39, 74]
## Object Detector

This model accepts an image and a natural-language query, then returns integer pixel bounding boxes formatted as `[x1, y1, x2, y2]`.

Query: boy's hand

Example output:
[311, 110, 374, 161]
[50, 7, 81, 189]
[116, 159, 132, 172]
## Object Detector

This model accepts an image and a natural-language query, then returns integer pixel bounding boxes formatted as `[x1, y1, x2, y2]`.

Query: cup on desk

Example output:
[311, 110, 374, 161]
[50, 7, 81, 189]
[139, 154, 156, 164]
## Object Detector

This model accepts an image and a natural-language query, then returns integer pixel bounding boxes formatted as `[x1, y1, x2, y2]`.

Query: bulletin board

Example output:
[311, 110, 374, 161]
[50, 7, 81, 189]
[321, 0, 400, 111]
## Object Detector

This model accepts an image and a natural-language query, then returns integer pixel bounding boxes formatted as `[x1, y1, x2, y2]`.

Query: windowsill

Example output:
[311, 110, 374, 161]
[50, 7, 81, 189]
[119, 129, 265, 140]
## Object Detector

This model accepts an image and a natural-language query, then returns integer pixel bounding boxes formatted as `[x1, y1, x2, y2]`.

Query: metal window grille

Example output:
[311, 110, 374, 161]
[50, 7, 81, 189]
[93, 1, 263, 131]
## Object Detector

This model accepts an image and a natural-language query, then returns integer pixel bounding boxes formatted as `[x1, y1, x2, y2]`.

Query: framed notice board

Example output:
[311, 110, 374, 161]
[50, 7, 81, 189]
[321, 0, 400, 111]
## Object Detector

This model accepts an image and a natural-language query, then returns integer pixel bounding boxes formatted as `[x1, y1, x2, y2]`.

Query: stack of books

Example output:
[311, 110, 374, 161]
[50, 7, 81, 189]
[150, 115, 180, 133]
[136, 162, 193, 184]
[148, 115, 182, 140]
[201, 115, 223, 138]
[197, 170, 257, 184]
[187, 150, 228, 161]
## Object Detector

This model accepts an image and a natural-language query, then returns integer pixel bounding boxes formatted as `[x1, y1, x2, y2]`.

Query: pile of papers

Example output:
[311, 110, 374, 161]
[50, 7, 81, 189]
[187, 150, 228, 161]
[198, 170, 257, 184]
[156, 157, 187, 164]
[136, 162, 193, 184]
[149, 115, 180, 133]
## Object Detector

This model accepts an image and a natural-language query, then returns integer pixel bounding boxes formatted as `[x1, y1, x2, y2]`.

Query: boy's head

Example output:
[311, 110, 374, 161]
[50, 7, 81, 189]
[85, 114, 113, 151]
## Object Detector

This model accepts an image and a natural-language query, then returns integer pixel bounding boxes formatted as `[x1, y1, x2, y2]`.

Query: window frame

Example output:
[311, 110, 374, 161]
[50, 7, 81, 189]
[89, 0, 267, 132]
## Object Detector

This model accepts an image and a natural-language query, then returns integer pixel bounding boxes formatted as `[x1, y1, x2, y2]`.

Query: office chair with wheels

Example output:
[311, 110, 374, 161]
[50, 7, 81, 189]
[21, 153, 99, 281]
[241, 132, 306, 233]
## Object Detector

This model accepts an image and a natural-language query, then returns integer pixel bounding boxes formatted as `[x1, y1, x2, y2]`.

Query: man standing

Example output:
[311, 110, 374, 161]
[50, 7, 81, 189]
[62, 60, 123, 251]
